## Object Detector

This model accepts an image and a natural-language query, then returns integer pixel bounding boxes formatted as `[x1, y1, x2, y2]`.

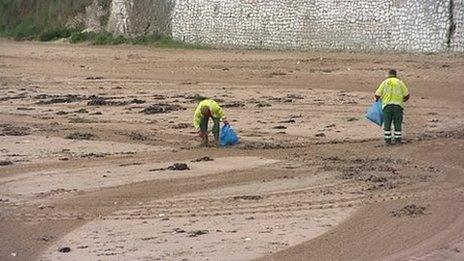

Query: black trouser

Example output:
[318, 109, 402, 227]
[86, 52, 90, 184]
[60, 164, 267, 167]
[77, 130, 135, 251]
[200, 116, 220, 138]
[383, 104, 403, 142]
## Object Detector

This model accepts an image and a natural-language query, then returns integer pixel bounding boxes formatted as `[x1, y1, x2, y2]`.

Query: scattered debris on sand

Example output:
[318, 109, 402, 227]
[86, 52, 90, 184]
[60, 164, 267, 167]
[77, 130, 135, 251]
[173, 228, 186, 234]
[87, 95, 145, 106]
[175, 93, 207, 103]
[69, 117, 98, 123]
[391, 204, 426, 217]
[256, 102, 272, 107]
[150, 163, 190, 172]
[74, 108, 89, 114]
[141, 103, 185, 114]
[36, 94, 85, 104]
[128, 132, 150, 141]
[168, 163, 190, 171]
[128, 98, 146, 104]
[38, 235, 53, 242]
[188, 230, 209, 237]
[287, 94, 305, 99]
[222, 101, 245, 108]
[364, 175, 387, 183]
[81, 152, 107, 158]
[191, 156, 214, 162]
[239, 140, 300, 150]
[233, 195, 263, 201]
[0, 124, 31, 136]
[65, 132, 96, 140]
[172, 123, 191, 129]
[279, 119, 296, 124]
[36, 189, 79, 198]
[16, 107, 35, 111]
[0, 93, 27, 102]
[85, 76, 104, 80]
[87, 95, 108, 106]
[0, 160, 13, 166]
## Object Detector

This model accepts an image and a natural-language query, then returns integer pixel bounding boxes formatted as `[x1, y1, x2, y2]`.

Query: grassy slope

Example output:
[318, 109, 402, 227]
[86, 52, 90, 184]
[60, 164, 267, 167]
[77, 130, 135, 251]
[0, 0, 91, 40]
[0, 0, 204, 48]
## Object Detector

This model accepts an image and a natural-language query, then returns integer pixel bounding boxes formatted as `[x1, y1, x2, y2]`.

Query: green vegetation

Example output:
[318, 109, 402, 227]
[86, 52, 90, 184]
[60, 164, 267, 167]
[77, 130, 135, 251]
[0, 0, 91, 40]
[69, 31, 206, 49]
[38, 27, 79, 41]
[0, 0, 205, 49]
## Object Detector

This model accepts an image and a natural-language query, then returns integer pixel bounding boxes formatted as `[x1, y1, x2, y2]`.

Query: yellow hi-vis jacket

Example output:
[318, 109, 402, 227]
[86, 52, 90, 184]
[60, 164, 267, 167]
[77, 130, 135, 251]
[375, 77, 409, 109]
[193, 99, 225, 129]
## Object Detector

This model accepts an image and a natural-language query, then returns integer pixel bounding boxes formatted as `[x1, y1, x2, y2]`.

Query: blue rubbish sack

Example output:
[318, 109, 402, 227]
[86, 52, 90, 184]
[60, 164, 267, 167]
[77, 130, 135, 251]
[220, 124, 239, 147]
[366, 100, 384, 126]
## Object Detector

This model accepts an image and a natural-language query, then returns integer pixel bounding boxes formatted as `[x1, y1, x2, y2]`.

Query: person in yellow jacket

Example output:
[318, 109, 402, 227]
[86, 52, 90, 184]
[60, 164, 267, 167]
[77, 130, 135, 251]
[193, 99, 228, 147]
[375, 69, 410, 144]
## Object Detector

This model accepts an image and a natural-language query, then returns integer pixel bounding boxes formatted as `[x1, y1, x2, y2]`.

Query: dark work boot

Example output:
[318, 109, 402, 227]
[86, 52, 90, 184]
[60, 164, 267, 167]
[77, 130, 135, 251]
[384, 131, 392, 146]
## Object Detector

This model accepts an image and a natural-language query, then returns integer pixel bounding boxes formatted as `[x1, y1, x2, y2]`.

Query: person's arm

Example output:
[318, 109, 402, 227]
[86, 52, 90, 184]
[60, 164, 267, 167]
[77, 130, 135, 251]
[193, 107, 202, 130]
[401, 80, 410, 102]
[375, 81, 384, 101]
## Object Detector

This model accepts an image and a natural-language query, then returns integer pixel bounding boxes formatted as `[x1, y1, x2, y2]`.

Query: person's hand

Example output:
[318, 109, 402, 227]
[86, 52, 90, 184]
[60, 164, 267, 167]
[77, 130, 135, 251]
[403, 94, 410, 102]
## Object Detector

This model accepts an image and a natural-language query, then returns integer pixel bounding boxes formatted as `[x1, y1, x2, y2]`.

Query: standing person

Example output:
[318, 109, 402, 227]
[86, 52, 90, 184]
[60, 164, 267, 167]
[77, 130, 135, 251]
[193, 99, 228, 147]
[375, 69, 410, 144]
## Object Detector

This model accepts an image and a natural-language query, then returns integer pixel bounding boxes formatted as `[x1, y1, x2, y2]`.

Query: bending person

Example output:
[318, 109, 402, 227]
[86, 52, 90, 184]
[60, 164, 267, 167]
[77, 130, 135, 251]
[193, 99, 228, 147]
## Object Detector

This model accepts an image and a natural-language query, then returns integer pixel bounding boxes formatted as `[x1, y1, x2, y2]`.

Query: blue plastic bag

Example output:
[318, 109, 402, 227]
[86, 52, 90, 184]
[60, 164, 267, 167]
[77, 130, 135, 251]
[220, 124, 239, 147]
[366, 100, 384, 126]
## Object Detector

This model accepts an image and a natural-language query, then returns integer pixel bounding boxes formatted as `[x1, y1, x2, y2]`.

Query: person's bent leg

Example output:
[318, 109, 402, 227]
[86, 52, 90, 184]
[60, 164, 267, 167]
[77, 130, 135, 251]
[199, 116, 209, 147]
[393, 105, 404, 143]
[383, 105, 393, 144]
[212, 118, 220, 145]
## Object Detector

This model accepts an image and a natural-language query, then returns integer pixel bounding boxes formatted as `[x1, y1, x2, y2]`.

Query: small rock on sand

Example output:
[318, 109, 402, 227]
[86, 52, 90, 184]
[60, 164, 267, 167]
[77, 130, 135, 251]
[58, 246, 71, 253]
[168, 163, 190, 171]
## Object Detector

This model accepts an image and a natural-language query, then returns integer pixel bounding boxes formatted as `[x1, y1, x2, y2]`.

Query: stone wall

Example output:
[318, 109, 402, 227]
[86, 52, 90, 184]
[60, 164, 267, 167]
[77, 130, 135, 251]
[451, 0, 464, 52]
[107, 0, 174, 37]
[390, 0, 450, 53]
[108, 0, 464, 53]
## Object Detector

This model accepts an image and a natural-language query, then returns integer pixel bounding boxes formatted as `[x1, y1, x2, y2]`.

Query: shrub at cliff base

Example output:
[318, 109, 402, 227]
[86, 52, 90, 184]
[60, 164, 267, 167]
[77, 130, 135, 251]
[0, 0, 91, 40]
